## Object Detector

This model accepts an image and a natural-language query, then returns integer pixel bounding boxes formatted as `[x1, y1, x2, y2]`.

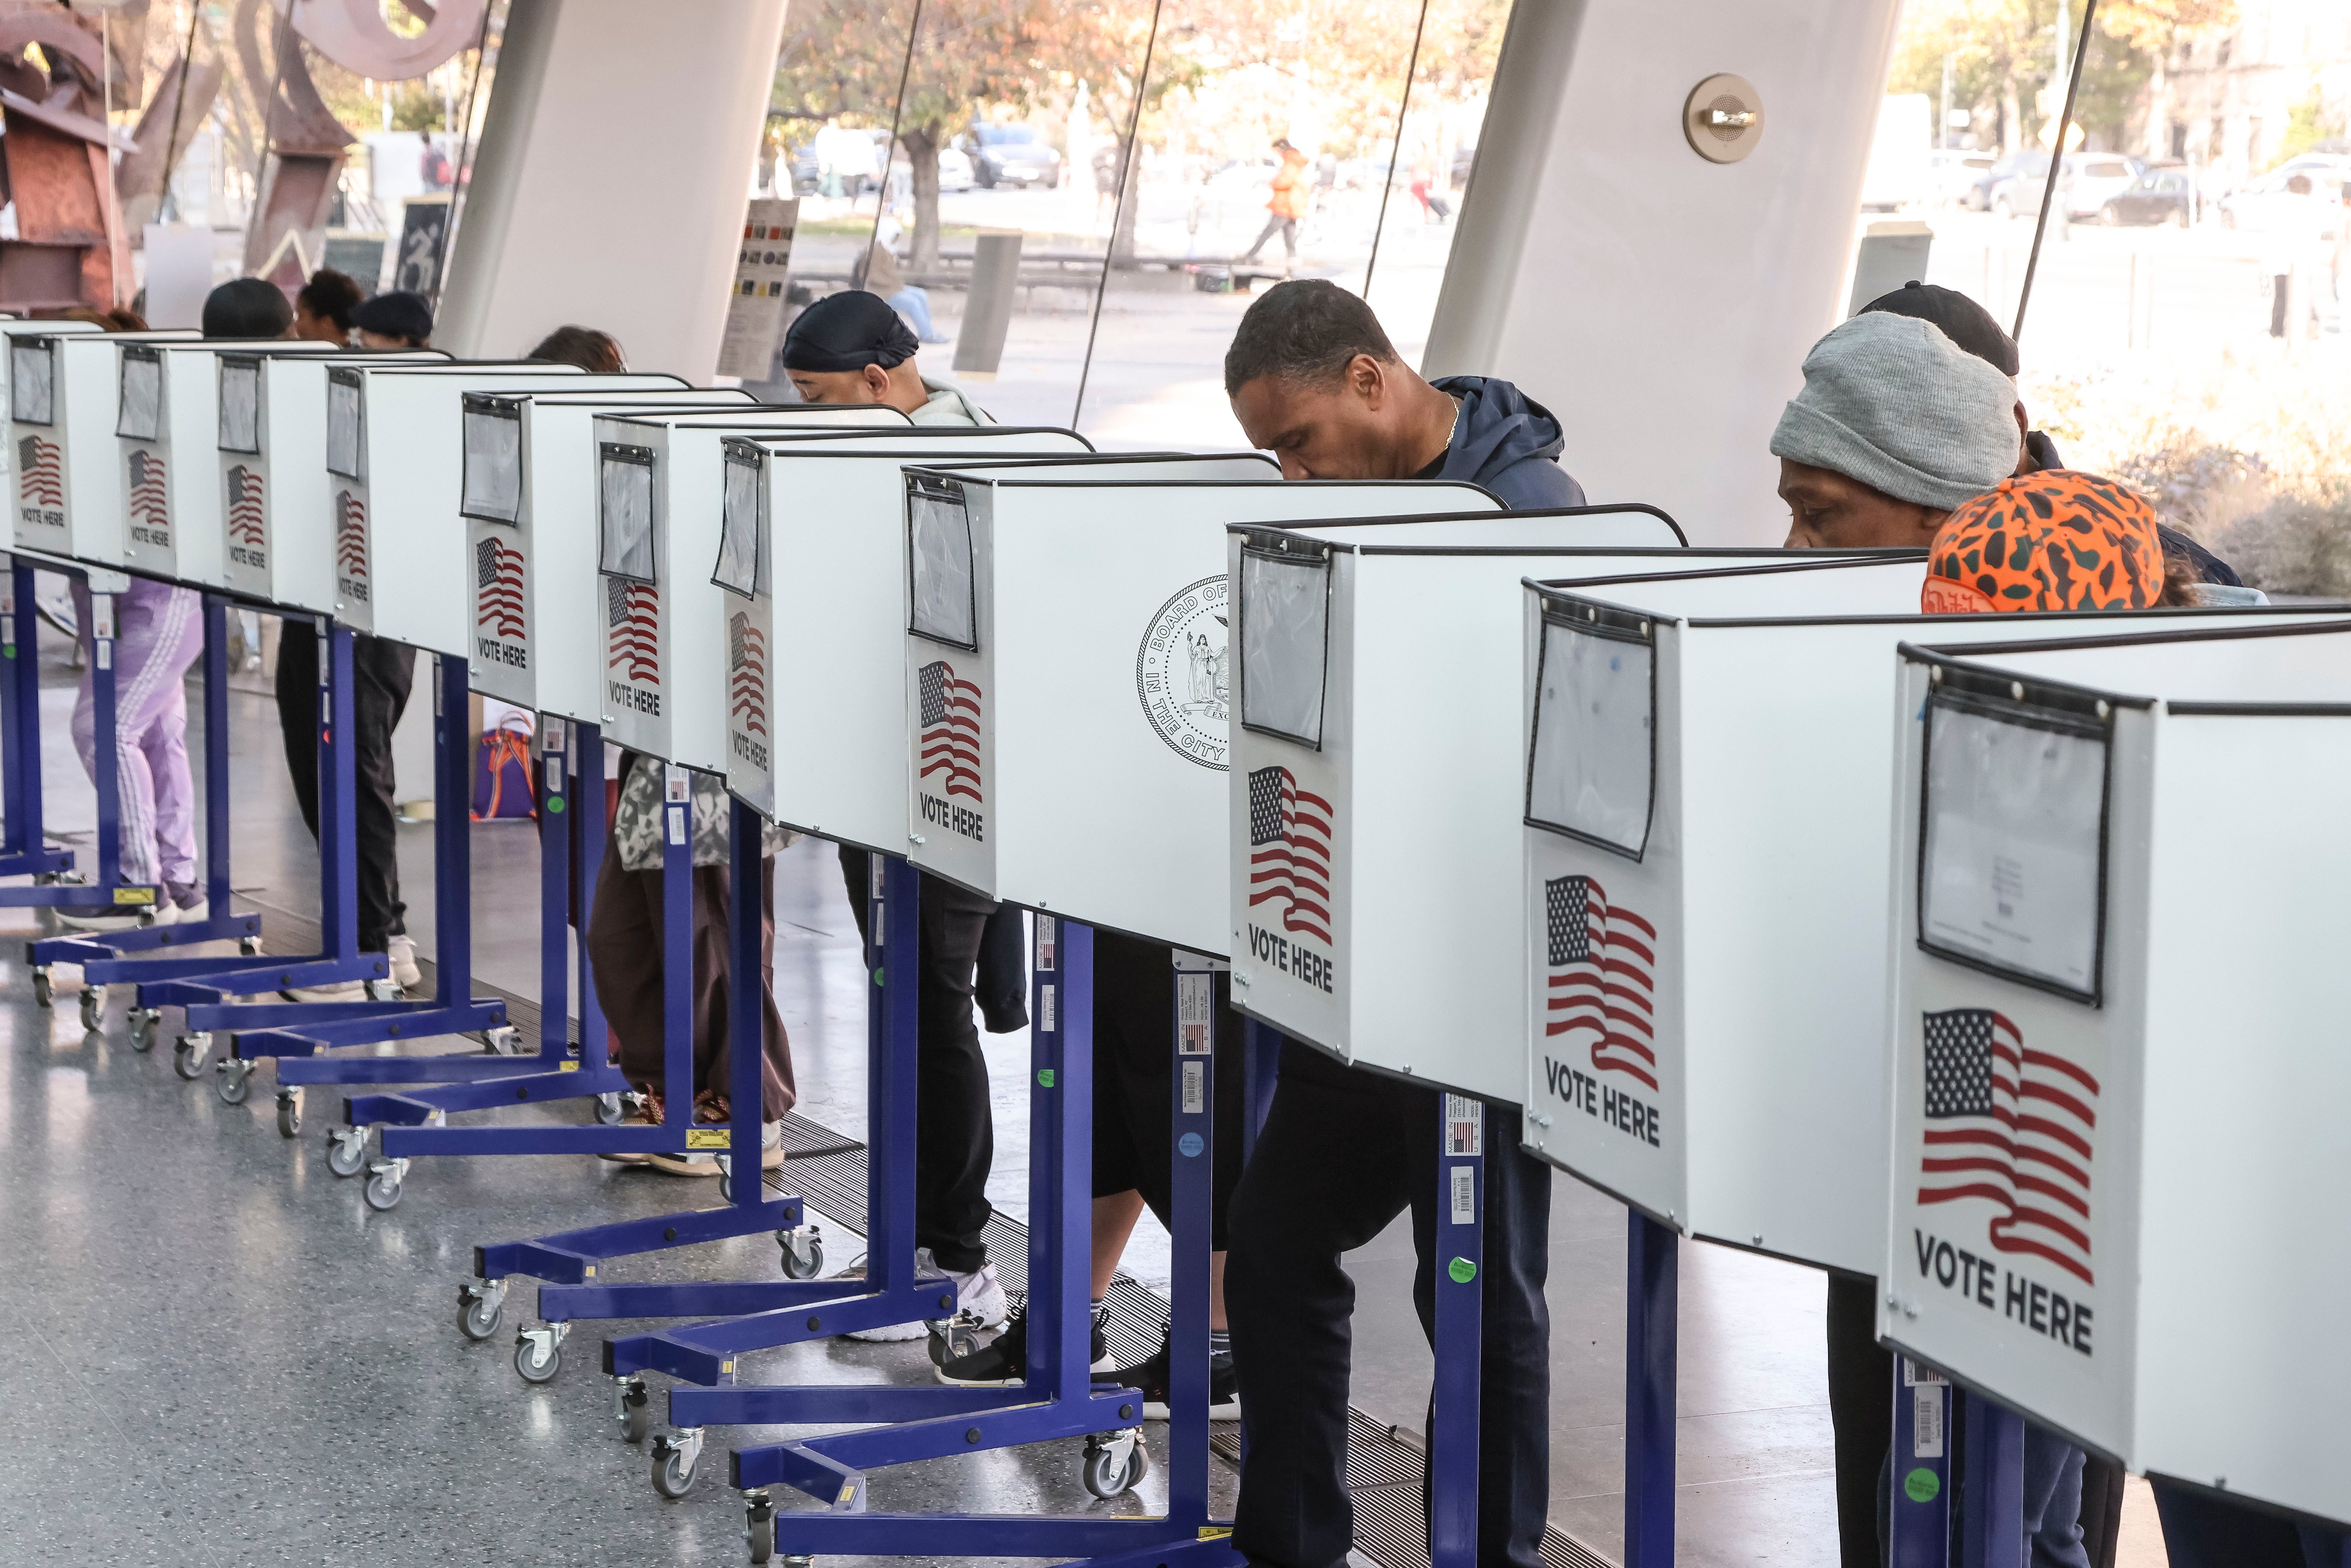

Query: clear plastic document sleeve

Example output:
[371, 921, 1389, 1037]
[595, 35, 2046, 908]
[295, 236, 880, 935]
[599, 444, 656, 582]
[460, 399, 522, 524]
[1238, 543, 1330, 748]
[712, 442, 761, 598]
[326, 371, 363, 478]
[117, 350, 161, 441]
[907, 479, 975, 648]
[1525, 610, 1655, 857]
[217, 358, 259, 452]
[1919, 695, 2108, 998]
[12, 341, 52, 425]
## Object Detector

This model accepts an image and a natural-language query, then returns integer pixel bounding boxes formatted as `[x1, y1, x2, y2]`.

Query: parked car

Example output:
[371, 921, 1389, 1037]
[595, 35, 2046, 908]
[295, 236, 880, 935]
[1929, 148, 1997, 207]
[962, 122, 1063, 188]
[2217, 156, 2350, 231]
[1989, 152, 2142, 219]
[2093, 165, 2191, 226]
[936, 145, 977, 192]
[1963, 149, 2041, 210]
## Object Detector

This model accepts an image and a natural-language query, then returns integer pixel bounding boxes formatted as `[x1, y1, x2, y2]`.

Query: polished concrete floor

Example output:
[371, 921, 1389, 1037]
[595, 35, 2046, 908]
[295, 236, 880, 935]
[0, 628, 1874, 1566]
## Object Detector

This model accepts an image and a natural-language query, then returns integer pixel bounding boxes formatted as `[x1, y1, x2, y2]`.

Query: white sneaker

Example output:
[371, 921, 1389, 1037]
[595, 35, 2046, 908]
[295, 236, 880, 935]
[280, 978, 367, 1004]
[386, 934, 422, 992]
[845, 1248, 1006, 1341]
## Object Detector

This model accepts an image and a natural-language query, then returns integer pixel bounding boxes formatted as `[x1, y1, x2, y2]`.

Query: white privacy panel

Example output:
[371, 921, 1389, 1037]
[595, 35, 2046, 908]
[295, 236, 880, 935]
[11, 331, 197, 566]
[1881, 618, 2351, 1528]
[903, 468, 1503, 958]
[589, 410, 909, 766]
[463, 389, 754, 714]
[213, 350, 447, 609]
[720, 430, 1094, 841]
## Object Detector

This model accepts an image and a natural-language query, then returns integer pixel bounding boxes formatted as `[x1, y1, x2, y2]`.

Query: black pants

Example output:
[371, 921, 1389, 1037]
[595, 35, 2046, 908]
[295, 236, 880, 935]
[2154, 1482, 2349, 1568]
[1226, 1042, 1552, 1568]
[1090, 929, 1243, 1250]
[1826, 1273, 1894, 1568]
[840, 847, 999, 1274]
[588, 853, 796, 1121]
[274, 625, 412, 953]
[1242, 214, 1297, 261]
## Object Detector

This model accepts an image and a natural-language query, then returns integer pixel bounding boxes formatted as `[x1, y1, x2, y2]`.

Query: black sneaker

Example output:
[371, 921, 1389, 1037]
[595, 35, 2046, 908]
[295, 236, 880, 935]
[935, 1304, 1111, 1386]
[1107, 1330, 1241, 1422]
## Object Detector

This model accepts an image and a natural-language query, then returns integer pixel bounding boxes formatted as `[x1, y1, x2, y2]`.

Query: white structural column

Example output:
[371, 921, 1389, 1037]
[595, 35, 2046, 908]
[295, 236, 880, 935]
[1424, 0, 1902, 544]
[436, 0, 789, 379]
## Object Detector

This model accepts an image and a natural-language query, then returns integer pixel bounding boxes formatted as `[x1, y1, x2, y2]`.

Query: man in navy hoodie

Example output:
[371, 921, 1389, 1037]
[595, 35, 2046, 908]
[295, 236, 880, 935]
[1222, 280, 1579, 1568]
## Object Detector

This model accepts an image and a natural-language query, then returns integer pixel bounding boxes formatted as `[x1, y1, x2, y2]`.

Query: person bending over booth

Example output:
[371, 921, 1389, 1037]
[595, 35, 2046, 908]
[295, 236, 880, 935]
[780, 289, 1026, 1335]
[1221, 279, 1579, 1568]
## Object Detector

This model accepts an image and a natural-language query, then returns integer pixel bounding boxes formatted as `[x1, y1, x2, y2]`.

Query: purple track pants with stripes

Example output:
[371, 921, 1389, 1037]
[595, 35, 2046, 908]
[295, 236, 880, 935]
[69, 578, 202, 893]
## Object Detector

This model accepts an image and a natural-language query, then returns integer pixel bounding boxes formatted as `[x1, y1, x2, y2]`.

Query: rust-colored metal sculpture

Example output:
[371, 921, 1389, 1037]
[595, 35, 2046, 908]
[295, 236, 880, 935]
[0, 13, 135, 312]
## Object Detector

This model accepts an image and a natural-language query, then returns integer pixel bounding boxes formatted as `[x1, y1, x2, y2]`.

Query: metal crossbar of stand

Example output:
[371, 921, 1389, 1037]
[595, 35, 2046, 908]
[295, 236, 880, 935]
[695, 916, 1237, 1566]
[322, 717, 633, 1191]
[35, 591, 267, 1001]
[0, 554, 167, 943]
[178, 648, 514, 1105]
[126, 618, 397, 1077]
[433, 797, 820, 1376]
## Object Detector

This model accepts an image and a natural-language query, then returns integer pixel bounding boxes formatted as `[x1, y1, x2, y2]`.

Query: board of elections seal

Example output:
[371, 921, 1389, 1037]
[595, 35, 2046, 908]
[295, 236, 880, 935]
[1136, 575, 1229, 770]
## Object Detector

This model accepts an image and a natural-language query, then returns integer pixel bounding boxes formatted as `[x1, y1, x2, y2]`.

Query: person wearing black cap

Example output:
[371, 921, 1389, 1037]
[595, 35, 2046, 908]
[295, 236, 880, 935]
[780, 289, 992, 425]
[201, 277, 294, 339]
[349, 289, 432, 350]
[1858, 280, 2242, 589]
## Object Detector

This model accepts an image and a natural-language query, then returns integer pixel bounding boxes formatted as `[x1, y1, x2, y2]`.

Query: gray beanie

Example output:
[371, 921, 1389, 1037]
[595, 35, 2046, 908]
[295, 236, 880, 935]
[1769, 312, 2021, 511]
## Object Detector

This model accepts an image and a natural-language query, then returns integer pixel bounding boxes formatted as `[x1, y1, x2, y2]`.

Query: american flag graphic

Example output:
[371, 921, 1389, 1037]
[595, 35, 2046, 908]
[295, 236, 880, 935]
[605, 576, 659, 684]
[1246, 765, 1332, 945]
[225, 465, 265, 546]
[916, 659, 981, 802]
[474, 535, 526, 638]
[1918, 1009, 2099, 1287]
[334, 489, 369, 585]
[729, 612, 767, 738]
[127, 450, 168, 533]
[17, 435, 62, 508]
[1545, 875, 1658, 1090]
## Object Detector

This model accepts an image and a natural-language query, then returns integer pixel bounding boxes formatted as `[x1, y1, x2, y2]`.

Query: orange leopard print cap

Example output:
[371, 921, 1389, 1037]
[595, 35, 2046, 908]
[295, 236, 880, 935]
[1922, 471, 2164, 615]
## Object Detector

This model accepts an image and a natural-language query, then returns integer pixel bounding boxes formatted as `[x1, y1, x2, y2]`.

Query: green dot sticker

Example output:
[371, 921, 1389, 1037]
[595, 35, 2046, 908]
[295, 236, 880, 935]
[547, 796, 566, 813]
[871, 966, 884, 988]
[1904, 1467, 1940, 1503]
[1037, 1068, 1056, 1089]
[1447, 1257, 1477, 1284]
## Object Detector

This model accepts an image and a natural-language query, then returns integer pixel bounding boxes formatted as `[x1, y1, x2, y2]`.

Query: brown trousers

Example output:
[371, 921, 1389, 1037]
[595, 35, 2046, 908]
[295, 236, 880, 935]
[587, 853, 795, 1122]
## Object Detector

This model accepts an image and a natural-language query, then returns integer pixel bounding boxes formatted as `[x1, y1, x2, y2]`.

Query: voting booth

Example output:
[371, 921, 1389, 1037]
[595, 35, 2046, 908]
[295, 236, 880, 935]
[1224, 521, 1688, 1101]
[717, 429, 1096, 838]
[461, 389, 756, 716]
[10, 330, 196, 564]
[1514, 562, 2345, 1274]
[901, 462, 1503, 956]
[0, 320, 94, 496]
[117, 340, 337, 589]
[591, 409, 908, 771]
[1881, 619, 2351, 1527]
[213, 349, 446, 610]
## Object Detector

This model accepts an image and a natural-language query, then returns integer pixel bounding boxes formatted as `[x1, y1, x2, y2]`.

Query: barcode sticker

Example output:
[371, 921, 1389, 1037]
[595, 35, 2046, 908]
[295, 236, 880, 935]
[1040, 983, 1056, 1032]
[1036, 916, 1056, 972]
[95, 640, 112, 670]
[543, 718, 566, 752]
[1913, 1384, 1946, 1458]
[667, 806, 686, 845]
[1444, 1094, 1483, 1156]
[545, 751, 563, 789]
[1903, 1360, 1947, 1387]
[1449, 1165, 1475, 1225]
[1177, 972, 1212, 1054]
[1182, 1059, 1204, 1114]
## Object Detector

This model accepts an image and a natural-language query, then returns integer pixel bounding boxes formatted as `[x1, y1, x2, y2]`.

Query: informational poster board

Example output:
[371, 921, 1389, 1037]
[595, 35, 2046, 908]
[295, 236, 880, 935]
[1881, 619, 2351, 1528]
[715, 198, 800, 380]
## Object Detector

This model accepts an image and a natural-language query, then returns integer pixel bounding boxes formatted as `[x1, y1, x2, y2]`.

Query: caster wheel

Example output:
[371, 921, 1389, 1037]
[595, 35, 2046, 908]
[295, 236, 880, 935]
[778, 1228, 824, 1281]
[240, 935, 263, 956]
[1081, 1433, 1148, 1499]
[275, 1087, 303, 1138]
[618, 1379, 650, 1443]
[215, 1058, 252, 1106]
[363, 1168, 404, 1211]
[79, 986, 104, 1032]
[458, 1284, 505, 1342]
[780, 1558, 812, 1568]
[326, 1126, 370, 1178]
[172, 1034, 212, 1080]
[719, 1169, 735, 1203]
[746, 1495, 777, 1564]
[650, 1432, 702, 1499]
[483, 1025, 521, 1055]
[927, 1320, 981, 1368]
[32, 969, 52, 1008]
[128, 1008, 160, 1052]
[594, 1092, 625, 1126]
[515, 1329, 563, 1384]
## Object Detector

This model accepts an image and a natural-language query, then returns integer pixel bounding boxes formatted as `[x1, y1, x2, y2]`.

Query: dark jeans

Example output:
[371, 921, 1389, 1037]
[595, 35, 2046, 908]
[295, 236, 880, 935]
[840, 847, 999, 1274]
[1826, 1273, 1894, 1568]
[274, 624, 412, 953]
[2155, 1483, 2350, 1568]
[588, 852, 795, 1121]
[1227, 1041, 1552, 1568]
[1090, 929, 1243, 1250]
